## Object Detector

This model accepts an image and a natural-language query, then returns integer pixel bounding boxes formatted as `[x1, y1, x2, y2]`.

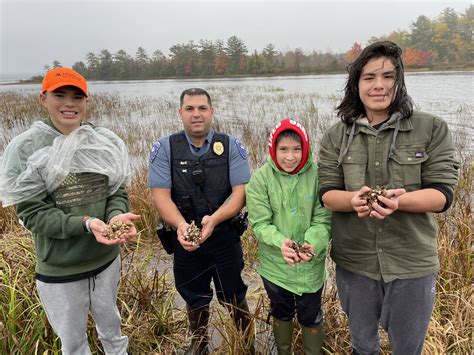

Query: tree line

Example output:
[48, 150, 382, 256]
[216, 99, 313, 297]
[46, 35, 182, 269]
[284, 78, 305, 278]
[346, 6, 473, 68]
[38, 6, 472, 81]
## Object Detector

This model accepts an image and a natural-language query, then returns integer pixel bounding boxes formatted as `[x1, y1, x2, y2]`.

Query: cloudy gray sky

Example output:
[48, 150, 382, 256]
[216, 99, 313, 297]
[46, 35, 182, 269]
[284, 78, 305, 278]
[0, 0, 471, 79]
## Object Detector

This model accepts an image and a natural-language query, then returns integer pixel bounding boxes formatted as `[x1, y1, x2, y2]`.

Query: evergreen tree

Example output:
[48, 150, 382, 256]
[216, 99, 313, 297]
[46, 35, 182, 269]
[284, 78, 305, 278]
[98, 49, 114, 79]
[85, 52, 100, 79]
[114, 49, 133, 79]
[262, 43, 277, 73]
[169, 42, 199, 76]
[72, 61, 88, 77]
[410, 15, 434, 52]
[198, 40, 217, 76]
[225, 36, 248, 74]
[52, 60, 62, 69]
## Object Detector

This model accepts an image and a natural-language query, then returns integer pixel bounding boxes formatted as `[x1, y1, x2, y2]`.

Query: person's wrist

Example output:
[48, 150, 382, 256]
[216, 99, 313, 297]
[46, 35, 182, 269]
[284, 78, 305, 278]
[177, 221, 187, 230]
[82, 216, 89, 232]
[82, 216, 96, 233]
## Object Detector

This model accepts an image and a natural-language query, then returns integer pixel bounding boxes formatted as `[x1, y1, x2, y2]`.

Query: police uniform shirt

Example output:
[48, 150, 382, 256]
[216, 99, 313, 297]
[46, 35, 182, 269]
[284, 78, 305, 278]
[148, 129, 250, 188]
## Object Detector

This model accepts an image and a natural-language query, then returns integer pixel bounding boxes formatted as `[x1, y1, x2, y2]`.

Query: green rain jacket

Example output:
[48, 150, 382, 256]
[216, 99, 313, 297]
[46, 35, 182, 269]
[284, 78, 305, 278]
[246, 154, 331, 295]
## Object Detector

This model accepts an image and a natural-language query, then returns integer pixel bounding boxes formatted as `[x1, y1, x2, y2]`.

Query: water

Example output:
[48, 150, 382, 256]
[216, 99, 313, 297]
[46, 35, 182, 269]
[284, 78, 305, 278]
[1, 71, 473, 148]
[2, 71, 472, 115]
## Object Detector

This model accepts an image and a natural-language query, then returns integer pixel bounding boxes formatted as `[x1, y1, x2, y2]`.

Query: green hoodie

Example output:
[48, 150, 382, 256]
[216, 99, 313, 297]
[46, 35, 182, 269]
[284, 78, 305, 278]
[13, 119, 128, 277]
[246, 154, 331, 295]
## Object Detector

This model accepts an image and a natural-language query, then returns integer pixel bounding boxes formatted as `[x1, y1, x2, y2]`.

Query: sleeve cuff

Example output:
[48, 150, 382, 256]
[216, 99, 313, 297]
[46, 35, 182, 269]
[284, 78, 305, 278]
[423, 183, 454, 212]
[70, 216, 88, 235]
[319, 186, 344, 207]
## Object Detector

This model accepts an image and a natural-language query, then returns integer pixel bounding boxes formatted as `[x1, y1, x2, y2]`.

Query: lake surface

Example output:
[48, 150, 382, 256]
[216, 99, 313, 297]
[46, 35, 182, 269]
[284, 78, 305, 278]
[2, 71, 473, 151]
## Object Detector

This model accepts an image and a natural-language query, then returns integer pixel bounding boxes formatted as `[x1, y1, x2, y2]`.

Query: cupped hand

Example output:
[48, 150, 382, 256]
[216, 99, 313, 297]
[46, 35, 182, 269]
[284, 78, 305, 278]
[90, 218, 122, 245]
[298, 243, 315, 263]
[369, 188, 406, 219]
[176, 221, 200, 252]
[351, 186, 371, 218]
[109, 212, 141, 243]
[281, 239, 300, 266]
[200, 215, 217, 243]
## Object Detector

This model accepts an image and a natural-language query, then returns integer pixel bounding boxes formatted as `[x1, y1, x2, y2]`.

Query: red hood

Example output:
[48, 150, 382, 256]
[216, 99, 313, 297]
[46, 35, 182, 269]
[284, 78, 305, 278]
[268, 118, 310, 174]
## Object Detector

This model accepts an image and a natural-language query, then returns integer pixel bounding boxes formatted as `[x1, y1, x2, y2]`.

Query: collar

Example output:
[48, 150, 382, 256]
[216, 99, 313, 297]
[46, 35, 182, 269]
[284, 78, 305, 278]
[183, 129, 214, 155]
[44, 117, 59, 132]
[347, 113, 413, 136]
[44, 117, 89, 135]
[338, 112, 410, 167]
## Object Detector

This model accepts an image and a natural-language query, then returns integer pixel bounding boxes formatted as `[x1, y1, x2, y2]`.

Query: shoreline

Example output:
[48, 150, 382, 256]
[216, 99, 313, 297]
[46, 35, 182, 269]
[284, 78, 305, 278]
[2, 68, 473, 86]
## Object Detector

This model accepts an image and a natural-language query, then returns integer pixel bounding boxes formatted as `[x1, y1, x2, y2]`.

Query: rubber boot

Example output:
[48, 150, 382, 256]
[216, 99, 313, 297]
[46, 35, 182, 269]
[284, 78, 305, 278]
[184, 304, 210, 355]
[232, 298, 255, 354]
[301, 321, 325, 355]
[272, 318, 293, 355]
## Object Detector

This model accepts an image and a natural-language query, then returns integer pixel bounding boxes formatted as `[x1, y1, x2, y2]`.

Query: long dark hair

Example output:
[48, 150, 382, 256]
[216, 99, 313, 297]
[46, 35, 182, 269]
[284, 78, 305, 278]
[336, 41, 413, 123]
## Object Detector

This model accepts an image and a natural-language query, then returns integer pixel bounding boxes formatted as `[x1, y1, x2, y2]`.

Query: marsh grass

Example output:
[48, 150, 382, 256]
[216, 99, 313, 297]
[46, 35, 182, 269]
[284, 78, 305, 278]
[0, 88, 472, 354]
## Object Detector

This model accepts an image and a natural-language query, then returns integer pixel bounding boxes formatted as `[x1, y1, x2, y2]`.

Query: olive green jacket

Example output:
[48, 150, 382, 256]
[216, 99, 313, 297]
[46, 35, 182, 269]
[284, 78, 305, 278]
[318, 111, 459, 282]
[246, 154, 331, 295]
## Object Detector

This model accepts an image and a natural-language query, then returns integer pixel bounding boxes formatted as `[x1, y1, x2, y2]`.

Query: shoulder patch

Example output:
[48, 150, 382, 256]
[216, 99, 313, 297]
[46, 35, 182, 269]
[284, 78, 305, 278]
[235, 139, 247, 160]
[149, 141, 161, 163]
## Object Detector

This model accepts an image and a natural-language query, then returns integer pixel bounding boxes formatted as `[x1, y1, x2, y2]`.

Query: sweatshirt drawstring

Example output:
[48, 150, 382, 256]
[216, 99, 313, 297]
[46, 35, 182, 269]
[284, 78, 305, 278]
[88, 275, 97, 308]
[388, 117, 401, 160]
[337, 112, 402, 167]
[337, 122, 357, 167]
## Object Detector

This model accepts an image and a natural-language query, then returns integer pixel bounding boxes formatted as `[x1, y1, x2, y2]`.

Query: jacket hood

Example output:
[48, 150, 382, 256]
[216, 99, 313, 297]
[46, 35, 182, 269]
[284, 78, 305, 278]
[268, 118, 310, 175]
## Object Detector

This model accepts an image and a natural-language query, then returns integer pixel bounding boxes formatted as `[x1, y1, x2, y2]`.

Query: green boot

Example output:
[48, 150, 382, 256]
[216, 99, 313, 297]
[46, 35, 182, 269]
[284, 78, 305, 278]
[301, 321, 325, 355]
[272, 318, 293, 355]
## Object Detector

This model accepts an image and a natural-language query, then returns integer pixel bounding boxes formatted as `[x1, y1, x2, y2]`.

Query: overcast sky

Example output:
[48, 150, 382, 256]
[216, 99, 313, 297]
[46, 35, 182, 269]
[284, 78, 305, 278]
[0, 0, 471, 79]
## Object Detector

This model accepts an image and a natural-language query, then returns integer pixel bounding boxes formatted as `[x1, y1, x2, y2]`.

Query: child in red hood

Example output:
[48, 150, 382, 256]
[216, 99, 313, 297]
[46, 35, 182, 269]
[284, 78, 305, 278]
[247, 118, 331, 354]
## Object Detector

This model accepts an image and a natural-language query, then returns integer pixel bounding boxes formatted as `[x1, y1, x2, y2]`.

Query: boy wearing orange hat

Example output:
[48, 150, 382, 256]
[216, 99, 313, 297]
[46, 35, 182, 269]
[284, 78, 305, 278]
[246, 118, 331, 354]
[0, 67, 139, 354]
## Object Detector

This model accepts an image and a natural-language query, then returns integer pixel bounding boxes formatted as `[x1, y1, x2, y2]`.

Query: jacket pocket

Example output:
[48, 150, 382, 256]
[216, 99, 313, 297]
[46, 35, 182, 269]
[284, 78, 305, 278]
[389, 146, 428, 189]
[342, 153, 367, 191]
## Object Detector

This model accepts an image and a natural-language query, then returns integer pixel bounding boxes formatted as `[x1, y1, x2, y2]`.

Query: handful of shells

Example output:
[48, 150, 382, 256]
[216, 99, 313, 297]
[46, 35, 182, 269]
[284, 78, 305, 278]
[103, 220, 133, 240]
[183, 221, 202, 245]
[290, 241, 315, 261]
[361, 185, 388, 210]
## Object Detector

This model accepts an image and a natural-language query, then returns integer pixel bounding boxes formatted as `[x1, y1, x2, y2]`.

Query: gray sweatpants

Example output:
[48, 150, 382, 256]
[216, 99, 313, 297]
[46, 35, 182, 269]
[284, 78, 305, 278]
[336, 266, 436, 355]
[36, 257, 128, 355]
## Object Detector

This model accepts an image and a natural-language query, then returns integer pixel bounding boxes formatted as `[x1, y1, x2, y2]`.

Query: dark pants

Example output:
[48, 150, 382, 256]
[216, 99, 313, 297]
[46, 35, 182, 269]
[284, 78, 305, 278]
[262, 277, 324, 327]
[174, 226, 248, 310]
[336, 266, 436, 355]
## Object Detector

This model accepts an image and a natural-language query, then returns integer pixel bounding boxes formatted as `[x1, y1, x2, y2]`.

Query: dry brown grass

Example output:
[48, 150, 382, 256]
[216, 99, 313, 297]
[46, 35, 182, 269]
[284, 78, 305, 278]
[0, 89, 472, 354]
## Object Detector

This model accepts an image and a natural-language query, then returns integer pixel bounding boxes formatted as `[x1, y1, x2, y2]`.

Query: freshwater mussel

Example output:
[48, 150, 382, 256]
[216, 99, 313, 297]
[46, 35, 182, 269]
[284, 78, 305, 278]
[184, 221, 202, 245]
[290, 241, 314, 261]
[361, 185, 388, 210]
[103, 220, 133, 240]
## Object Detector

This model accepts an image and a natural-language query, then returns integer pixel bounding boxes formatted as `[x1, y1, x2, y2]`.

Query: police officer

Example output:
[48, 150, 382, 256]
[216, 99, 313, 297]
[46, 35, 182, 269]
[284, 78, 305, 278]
[148, 88, 252, 354]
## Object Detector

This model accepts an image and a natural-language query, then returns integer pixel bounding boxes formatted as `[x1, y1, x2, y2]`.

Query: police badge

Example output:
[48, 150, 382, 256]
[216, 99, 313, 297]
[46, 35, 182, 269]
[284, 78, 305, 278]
[213, 141, 224, 155]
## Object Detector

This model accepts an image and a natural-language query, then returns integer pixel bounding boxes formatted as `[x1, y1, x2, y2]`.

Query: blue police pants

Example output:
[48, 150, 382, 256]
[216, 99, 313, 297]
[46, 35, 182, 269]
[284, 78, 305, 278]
[173, 227, 248, 310]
